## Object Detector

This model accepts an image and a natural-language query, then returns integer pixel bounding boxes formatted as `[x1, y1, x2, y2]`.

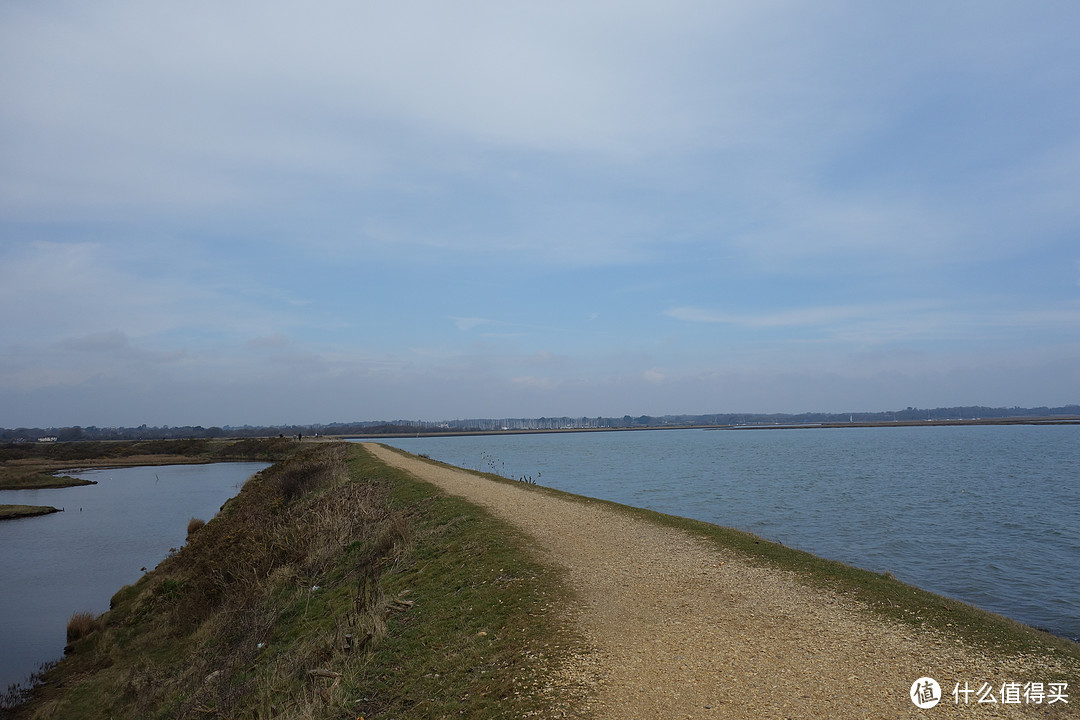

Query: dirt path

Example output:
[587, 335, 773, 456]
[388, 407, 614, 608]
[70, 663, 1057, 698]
[363, 444, 1072, 719]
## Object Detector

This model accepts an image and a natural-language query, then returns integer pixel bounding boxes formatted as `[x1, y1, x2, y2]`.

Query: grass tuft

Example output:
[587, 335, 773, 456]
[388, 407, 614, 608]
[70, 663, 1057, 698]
[66, 612, 101, 643]
[185, 517, 205, 539]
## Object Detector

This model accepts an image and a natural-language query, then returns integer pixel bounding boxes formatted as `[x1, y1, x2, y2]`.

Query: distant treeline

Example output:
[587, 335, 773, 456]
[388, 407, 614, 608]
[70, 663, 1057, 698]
[2, 405, 1079, 442]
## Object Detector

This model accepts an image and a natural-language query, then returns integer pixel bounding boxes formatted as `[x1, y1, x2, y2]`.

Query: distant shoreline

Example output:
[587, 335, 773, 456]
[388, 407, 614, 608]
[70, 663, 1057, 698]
[336, 414, 1080, 439]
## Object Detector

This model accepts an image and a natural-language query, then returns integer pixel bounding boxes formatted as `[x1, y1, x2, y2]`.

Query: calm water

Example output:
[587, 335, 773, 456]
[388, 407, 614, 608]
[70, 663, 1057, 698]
[376, 425, 1080, 642]
[0, 462, 268, 692]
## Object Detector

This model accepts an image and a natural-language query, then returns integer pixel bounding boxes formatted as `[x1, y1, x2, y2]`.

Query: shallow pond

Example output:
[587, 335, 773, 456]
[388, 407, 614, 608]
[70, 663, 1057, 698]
[0, 461, 268, 692]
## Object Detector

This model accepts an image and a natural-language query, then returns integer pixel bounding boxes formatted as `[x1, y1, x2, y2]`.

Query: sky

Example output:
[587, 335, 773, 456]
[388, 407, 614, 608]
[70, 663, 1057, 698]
[2, 1, 1080, 428]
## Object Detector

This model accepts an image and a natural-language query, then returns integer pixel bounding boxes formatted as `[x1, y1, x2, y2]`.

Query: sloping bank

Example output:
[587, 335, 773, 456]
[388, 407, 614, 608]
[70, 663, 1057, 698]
[4, 442, 581, 719]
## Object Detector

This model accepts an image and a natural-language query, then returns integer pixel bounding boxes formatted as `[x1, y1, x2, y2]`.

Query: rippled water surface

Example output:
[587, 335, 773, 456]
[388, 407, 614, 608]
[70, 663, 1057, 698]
[376, 425, 1079, 642]
[0, 462, 268, 692]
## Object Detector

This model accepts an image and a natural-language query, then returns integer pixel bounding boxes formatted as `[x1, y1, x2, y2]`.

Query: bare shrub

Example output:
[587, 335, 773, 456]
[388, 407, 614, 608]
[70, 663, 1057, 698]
[66, 611, 101, 642]
[371, 512, 411, 562]
[275, 461, 321, 502]
[186, 517, 205, 539]
[274, 444, 347, 503]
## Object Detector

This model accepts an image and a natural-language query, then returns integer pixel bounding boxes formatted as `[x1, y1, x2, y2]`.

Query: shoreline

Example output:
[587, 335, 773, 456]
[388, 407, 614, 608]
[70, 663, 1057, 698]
[336, 414, 1080, 439]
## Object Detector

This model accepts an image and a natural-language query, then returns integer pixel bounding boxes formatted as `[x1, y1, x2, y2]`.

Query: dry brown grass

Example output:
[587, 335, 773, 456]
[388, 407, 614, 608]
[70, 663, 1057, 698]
[103, 442, 414, 718]
[0, 437, 295, 491]
[185, 517, 205, 539]
[65, 612, 101, 643]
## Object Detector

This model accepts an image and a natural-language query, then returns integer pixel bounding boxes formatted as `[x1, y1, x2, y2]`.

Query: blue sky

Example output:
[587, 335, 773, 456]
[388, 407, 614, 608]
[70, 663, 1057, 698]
[2, 1, 1079, 427]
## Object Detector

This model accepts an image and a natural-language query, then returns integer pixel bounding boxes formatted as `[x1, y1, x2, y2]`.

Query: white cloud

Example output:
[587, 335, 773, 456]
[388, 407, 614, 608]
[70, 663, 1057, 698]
[511, 376, 561, 390]
[453, 317, 491, 332]
[0, 241, 307, 347]
[246, 334, 290, 351]
[62, 331, 131, 353]
[663, 303, 898, 329]
[664, 300, 1080, 350]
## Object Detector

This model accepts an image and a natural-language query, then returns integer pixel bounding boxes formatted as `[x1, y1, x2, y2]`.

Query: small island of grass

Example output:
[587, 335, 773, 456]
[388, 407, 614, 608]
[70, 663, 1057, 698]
[0, 472, 96, 490]
[0, 504, 62, 520]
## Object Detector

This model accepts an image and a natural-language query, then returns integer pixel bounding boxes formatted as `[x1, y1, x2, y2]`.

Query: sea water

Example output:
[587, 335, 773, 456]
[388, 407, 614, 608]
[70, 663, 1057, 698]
[0, 461, 268, 693]
[374, 425, 1080, 642]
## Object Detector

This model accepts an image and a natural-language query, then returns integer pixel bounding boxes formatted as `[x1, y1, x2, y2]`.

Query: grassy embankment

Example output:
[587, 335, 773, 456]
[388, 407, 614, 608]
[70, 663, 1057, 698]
[0, 438, 295, 520]
[3, 441, 579, 719]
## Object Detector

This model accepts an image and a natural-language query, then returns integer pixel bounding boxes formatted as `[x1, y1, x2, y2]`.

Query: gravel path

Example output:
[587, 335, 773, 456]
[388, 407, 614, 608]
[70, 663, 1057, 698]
[364, 443, 1073, 719]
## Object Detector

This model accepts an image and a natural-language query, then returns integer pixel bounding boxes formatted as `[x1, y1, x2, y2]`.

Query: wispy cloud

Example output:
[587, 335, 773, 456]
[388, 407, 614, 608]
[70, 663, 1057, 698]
[665, 300, 1080, 351]
[511, 376, 561, 390]
[663, 303, 919, 329]
[452, 317, 491, 332]
[642, 369, 666, 384]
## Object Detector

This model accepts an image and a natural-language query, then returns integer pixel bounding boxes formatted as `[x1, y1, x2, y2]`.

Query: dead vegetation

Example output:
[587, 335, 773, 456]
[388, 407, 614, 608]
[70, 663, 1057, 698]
[65, 612, 102, 644]
[7, 443, 412, 719]
[185, 517, 205, 539]
[0, 437, 295, 490]
[131, 443, 412, 718]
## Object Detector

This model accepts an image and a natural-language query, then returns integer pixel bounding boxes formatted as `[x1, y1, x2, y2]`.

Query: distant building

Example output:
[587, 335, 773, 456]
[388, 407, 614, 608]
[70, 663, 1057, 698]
[37, 436, 58, 442]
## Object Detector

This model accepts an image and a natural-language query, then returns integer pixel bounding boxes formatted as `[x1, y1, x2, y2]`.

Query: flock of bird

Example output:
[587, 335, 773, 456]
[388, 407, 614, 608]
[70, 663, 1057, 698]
[477, 451, 541, 485]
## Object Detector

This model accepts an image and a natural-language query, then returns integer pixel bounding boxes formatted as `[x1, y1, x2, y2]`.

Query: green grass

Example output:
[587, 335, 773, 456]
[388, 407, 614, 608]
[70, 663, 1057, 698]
[345, 449, 577, 719]
[5, 442, 580, 719]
